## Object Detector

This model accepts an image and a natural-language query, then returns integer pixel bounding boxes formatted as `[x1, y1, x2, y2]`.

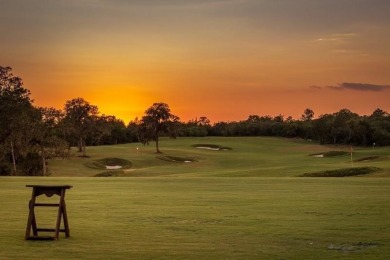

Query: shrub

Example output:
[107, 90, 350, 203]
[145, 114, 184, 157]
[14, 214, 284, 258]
[94, 170, 124, 177]
[0, 163, 12, 176]
[302, 167, 382, 177]
[20, 152, 43, 176]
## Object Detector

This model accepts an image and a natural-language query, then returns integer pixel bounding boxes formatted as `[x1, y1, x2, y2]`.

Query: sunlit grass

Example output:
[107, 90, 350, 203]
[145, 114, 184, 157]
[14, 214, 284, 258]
[1, 177, 389, 259]
[49, 137, 390, 177]
[1, 137, 389, 259]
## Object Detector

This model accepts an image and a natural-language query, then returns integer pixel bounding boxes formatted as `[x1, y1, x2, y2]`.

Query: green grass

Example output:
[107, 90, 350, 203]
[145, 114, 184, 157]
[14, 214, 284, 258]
[1, 137, 390, 259]
[48, 137, 390, 177]
[1, 177, 389, 259]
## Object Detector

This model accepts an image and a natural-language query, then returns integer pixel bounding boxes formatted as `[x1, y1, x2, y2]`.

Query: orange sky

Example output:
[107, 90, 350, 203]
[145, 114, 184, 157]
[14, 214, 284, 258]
[2, 1, 390, 123]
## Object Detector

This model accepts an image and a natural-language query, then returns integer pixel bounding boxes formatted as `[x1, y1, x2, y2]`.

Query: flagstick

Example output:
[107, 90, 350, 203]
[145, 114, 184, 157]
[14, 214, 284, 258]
[350, 146, 353, 167]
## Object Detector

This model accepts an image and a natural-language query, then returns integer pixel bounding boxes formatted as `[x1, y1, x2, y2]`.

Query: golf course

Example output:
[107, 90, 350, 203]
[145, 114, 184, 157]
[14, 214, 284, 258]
[1, 137, 389, 259]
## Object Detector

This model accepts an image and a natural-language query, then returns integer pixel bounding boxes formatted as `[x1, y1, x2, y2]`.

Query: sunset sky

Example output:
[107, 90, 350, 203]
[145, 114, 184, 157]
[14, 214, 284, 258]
[1, 0, 390, 123]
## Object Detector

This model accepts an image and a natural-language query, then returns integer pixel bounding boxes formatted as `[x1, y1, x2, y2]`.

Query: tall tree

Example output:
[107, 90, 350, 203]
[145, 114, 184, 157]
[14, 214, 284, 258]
[31, 107, 68, 175]
[301, 108, 315, 121]
[369, 108, 390, 146]
[331, 109, 358, 144]
[0, 66, 34, 175]
[63, 98, 99, 157]
[300, 108, 315, 140]
[139, 103, 179, 153]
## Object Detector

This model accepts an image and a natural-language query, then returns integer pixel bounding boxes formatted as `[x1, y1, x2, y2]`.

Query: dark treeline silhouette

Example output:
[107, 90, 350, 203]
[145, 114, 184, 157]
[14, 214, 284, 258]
[177, 108, 390, 147]
[1, 66, 390, 176]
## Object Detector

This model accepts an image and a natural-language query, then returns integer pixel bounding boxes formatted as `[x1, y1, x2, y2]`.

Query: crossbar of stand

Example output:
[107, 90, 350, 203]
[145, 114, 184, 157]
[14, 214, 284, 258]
[25, 185, 72, 240]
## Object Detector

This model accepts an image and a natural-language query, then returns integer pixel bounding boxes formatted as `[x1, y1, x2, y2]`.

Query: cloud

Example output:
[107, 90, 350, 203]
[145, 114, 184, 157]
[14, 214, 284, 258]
[329, 83, 390, 92]
[308, 83, 390, 92]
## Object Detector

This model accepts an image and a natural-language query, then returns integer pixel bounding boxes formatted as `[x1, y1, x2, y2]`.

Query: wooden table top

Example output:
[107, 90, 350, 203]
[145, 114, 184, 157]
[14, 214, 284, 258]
[26, 185, 72, 189]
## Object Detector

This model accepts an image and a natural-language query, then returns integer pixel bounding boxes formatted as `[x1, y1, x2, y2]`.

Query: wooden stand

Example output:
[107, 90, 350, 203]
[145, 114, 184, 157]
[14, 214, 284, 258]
[25, 185, 72, 240]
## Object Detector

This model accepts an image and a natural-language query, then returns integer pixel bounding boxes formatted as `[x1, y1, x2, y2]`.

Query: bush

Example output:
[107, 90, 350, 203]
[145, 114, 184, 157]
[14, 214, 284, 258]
[94, 170, 124, 177]
[0, 162, 12, 176]
[20, 152, 43, 176]
[301, 167, 382, 177]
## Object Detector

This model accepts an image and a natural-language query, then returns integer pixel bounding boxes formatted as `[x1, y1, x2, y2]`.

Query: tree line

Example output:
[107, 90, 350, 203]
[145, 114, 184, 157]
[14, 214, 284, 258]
[1, 66, 390, 176]
[179, 108, 390, 147]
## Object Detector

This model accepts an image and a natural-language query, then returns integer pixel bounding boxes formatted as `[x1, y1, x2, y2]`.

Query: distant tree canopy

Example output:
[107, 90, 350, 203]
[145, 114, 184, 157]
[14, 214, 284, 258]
[195, 108, 390, 146]
[1, 65, 390, 175]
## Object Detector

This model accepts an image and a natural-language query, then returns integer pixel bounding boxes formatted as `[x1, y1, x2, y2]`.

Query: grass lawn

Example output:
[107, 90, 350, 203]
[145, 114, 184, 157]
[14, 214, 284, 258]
[48, 137, 390, 177]
[1, 137, 389, 259]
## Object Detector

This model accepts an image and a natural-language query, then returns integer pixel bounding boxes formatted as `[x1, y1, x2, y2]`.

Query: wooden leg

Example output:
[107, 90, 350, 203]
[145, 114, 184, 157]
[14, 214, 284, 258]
[31, 212, 38, 236]
[62, 202, 70, 237]
[54, 189, 65, 240]
[25, 189, 37, 240]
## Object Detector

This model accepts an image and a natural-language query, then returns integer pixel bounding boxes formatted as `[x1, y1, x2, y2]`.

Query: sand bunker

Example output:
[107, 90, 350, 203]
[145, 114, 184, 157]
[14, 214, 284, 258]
[310, 151, 348, 158]
[105, 165, 123, 170]
[193, 144, 232, 151]
[196, 146, 220, 151]
[85, 157, 132, 170]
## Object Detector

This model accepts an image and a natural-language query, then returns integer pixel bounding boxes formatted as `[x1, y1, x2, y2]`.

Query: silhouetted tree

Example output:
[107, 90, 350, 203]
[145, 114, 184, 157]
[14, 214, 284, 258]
[63, 98, 99, 157]
[139, 103, 180, 153]
[300, 108, 315, 140]
[31, 107, 68, 175]
[369, 108, 390, 146]
[0, 66, 35, 175]
[301, 108, 315, 121]
[331, 109, 359, 144]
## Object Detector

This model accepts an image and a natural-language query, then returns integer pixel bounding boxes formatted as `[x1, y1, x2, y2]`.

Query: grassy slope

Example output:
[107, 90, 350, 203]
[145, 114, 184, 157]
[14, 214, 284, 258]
[48, 137, 390, 177]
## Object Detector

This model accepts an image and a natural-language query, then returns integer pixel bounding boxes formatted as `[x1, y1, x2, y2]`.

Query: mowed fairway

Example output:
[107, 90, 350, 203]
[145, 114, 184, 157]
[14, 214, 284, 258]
[48, 137, 390, 177]
[1, 137, 390, 259]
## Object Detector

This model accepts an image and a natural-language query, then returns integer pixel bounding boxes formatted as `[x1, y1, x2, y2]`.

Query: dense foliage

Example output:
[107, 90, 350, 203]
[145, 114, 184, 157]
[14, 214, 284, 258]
[1, 65, 390, 175]
[178, 109, 390, 147]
